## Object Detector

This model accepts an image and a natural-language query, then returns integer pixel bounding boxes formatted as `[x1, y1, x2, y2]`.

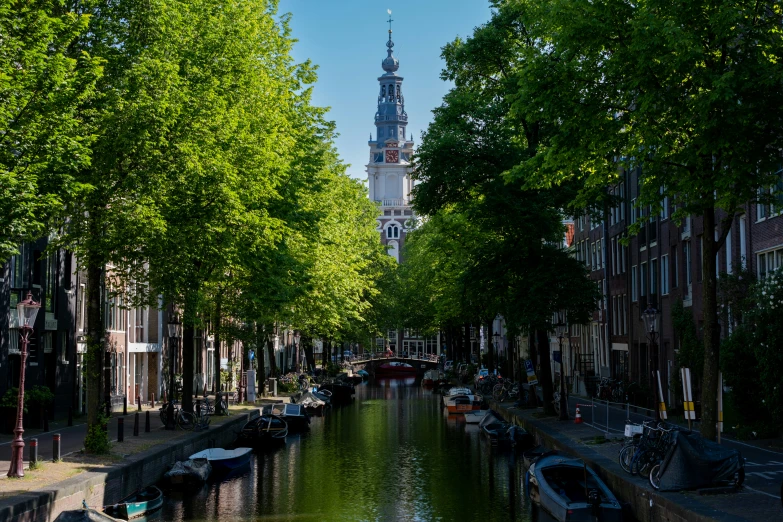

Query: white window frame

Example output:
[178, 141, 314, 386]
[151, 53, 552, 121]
[661, 255, 670, 295]
[631, 266, 638, 302]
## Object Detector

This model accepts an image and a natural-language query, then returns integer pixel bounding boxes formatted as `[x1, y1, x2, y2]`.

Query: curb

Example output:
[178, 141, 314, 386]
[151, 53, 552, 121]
[491, 401, 755, 522]
[0, 409, 259, 522]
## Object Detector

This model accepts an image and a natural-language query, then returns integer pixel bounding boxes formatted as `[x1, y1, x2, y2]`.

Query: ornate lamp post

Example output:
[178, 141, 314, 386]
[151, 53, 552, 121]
[642, 305, 660, 415]
[293, 331, 301, 373]
[8, 291, 41, 478]
[166, 316, 181, 430]
[555, 321, 570, 421]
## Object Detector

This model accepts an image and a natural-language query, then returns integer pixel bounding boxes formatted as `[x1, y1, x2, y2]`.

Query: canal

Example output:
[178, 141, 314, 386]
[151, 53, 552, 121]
[157, 378, 539, 521]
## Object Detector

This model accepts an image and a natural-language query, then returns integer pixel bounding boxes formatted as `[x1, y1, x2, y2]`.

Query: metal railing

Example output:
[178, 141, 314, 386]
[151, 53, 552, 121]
[573, 396, 658, 436]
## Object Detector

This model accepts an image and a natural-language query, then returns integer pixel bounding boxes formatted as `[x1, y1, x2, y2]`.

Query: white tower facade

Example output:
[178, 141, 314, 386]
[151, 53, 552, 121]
[366, 17, 415, 263]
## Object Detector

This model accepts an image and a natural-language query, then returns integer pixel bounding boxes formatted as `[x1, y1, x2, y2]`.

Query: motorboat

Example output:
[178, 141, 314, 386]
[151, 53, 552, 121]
[55, 508, 122, 522]
[163, 458, 212, 486]
[264, 402, 311, 432]
[441, 387, 473, 407]
[375, 361, 417, 376]
[422, 369, 445, 387]
[238, 414, 288, 443]
[103, 486, 163, 520]
[463, 409, 490, 424]
[290, 390, 328, 414]
[444, 394, 483, 413]
[317, 382, 355, 404]
[478, 411, 534, 448]
[525, 454, 623, 522]
[189, 447, 253, 472]
[356, 369, 370, 380]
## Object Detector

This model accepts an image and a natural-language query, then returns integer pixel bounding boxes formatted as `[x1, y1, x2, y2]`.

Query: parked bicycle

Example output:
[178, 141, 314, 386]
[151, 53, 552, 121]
[159, 401, 196, 430]
[492, 379, 519, 402]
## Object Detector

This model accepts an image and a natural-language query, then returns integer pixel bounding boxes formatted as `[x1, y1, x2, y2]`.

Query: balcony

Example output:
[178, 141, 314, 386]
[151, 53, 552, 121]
[376, 198, 409, 207]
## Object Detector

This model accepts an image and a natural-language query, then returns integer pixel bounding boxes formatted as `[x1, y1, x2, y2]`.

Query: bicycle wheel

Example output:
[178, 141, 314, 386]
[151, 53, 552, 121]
[649, 463, 661, 489]
[177, 411, 196, 431]
[492, 384, 504, 401]
[159, 407, 167, 426]
[619, 445, 635, 474]
[219, 399, 229, 415]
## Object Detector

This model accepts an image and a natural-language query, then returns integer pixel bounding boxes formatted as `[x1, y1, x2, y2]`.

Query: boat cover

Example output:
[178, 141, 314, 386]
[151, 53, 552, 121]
[657, 430, 743, 491]
[164, 458, 212, 484]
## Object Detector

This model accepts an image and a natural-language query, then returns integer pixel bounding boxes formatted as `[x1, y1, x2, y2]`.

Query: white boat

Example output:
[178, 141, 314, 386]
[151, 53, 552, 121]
[444, 394, 483, 413]
[441, 387, 472, 407]
[463, 409, 490, 424]
[189, 447, 253, 472]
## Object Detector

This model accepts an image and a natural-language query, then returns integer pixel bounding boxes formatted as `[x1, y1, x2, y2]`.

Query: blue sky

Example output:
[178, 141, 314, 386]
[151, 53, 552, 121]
[279, 0, 492, 180]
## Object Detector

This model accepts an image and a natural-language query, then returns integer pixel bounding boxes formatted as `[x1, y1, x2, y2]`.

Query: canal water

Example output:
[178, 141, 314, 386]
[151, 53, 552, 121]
[156, 378, 541, 521]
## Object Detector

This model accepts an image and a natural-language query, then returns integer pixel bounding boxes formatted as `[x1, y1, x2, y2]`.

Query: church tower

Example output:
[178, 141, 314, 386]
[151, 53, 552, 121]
[366, 13, 415, 263]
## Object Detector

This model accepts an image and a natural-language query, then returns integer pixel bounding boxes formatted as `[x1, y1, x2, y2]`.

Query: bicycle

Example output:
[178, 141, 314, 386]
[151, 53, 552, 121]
[159, 401, 197, 431]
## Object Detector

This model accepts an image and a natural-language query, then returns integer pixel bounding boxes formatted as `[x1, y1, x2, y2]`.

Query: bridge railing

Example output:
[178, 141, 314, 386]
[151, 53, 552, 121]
[348, 352, 440, 364]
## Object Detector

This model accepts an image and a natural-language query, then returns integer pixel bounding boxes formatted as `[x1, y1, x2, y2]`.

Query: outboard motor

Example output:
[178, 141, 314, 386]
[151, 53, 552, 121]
[588, 488, 601, 519]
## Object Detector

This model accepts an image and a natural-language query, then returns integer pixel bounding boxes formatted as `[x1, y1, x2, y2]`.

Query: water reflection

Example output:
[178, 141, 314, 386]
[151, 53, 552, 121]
[159, 378, 534, 521]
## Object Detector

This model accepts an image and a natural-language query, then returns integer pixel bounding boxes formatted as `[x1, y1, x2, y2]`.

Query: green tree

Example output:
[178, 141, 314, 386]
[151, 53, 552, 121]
[504, 0, 783, 439]
[0, 1, 101, 261]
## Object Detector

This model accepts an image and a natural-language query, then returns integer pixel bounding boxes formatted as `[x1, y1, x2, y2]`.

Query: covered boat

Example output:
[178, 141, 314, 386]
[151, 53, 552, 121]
[290, 391, 328, 414]
[238, 414, 288, 443]
[376, 361, 417, 376]
[264, 403, 311, 432]
[55, 508, 121, 522]
[525, 454, 623, 522]
[103, 486, 163, 520]
[441, 387, 473, 407]
[189, 447, 253, 472]
[422, 369, 444, 387]
[164, 458, 211, 486]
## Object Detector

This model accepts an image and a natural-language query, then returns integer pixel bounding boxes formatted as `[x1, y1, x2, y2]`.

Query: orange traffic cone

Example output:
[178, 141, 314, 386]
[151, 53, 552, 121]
[574, 406, 583, 424]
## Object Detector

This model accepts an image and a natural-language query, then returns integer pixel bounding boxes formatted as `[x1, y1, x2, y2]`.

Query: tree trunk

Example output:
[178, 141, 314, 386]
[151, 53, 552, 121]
[486, 320, 495, 372]
[463, 323, 471, 365]
[537, 329, 556, 415]
[266, 330, 277, 378]
[182, 322, 194, 413]
[85, 253, 104, 434]
[213, 294, 222, 394]
[255, 323, 266, 384]
[700, 207, 720, 441]
[321, 337, 327, 369]
[303, 336, 315, 373]
[528, 327, 538, 408]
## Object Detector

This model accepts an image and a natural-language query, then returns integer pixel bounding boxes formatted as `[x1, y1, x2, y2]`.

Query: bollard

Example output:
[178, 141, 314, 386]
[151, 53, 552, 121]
[68, 406, 73, 427]
[145, 410, 150, 433]
[203, 383, 207, 398]
[52, 433, 61, 462]
[133, 412, 140, 436]
[137, 395, 141, 412]
[30, 438, 38, 465]
[151, 393, 155, 409]
[123, 396, 127, 416]
[118, 417, 124, 442]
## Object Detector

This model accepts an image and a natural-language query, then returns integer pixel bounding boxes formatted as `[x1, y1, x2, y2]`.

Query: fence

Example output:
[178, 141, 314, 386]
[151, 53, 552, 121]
[573, 396, 658, 436]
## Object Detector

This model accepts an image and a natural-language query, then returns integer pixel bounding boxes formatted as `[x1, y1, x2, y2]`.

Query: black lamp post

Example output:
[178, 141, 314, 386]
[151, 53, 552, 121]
[7, 292, 40, 478]
[166, 316, 181, 430]
[556, 321, 569, 421]
[293, 330, 301, 373]
[642, 305, 660, 415]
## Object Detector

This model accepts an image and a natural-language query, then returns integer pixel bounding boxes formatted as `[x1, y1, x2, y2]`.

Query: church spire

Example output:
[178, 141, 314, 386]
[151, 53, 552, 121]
[382, 9, 399, 73]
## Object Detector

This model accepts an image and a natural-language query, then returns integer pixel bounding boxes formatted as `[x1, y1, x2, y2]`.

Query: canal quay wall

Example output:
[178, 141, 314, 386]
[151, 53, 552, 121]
[0, 409, 259, 522]
[492, 401, 750, 522]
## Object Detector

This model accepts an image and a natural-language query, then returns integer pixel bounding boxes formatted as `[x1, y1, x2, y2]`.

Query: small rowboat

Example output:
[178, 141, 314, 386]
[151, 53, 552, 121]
[189, 447, 253, 472]
[463, 409, 490, 424]
[103, 486, 163, 520]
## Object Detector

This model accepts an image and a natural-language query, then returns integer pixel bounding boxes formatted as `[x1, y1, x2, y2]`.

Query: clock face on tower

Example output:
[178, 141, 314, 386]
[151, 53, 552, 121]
[385, 149, 399, 163]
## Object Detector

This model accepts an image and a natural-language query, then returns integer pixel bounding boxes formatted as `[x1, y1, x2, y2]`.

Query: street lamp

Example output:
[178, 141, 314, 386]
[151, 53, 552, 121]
[293, 330, 301, 374]
[8, 291, 41, 478]
[642, 305, 660, 416]
[166, 315, 181, 430]
[555, 321, 569, 421]
[492, 331, 500, 373]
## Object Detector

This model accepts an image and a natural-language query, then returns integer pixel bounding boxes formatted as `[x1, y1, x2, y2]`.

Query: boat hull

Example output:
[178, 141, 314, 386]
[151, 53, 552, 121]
[189, 447, 253, 472]
[104, 486, 163, 520]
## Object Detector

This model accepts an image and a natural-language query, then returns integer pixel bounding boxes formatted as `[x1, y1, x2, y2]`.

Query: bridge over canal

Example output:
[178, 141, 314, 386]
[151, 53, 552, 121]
[347, 353, 440, 376]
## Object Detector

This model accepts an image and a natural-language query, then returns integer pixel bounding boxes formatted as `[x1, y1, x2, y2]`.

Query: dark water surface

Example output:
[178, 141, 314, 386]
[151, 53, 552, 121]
[157, 378, 537, 521]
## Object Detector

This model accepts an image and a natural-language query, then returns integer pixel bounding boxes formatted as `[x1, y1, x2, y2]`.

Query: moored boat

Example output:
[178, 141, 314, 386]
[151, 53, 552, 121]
[463, 409, 490, 424]
[376, 361, 417, 376]
[290, 390, 328, 414]
[103, 486, 163, 520]
[445, 394, 483, 413]
[525, 454, 623, 522]
[189, 447, 253, 472]
[317, 382, 355, 404]
[163, 458, 212, 486]
[441, 386, 472, 407]
[422, 369, 444, 387]
[264, 403, 311, 432]
[238, 414, 289, 442]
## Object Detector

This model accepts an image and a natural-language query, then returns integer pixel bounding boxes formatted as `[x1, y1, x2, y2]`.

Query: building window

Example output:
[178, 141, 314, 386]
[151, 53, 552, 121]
[630, 198, 637, 224]
[684, 241, 692, 287]
[757, 247, 783, 280]
[739, 215, 747, 268]
[631, 266, 638, 302]
[44, 254, 56, 313]
[387, 224, 400, 239]
[601, 237, 606, 269]
[622, 294, 628, 334]
[10, 247, 26, 289]
[661, 255, 669, 295]
[726, 225, 733, 274]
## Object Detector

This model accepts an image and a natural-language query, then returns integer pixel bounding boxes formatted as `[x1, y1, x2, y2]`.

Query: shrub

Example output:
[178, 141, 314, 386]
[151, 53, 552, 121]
[84, 412, 111, 454]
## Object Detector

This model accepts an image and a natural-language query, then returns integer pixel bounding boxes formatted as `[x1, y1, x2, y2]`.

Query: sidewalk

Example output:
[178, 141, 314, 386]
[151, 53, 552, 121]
[493, 399, 782, 522]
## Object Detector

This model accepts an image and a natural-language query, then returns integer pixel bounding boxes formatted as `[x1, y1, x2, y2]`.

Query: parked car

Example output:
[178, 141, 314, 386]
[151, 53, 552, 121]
[444, 360, 454, 372]
[343, 350, 353, 358]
